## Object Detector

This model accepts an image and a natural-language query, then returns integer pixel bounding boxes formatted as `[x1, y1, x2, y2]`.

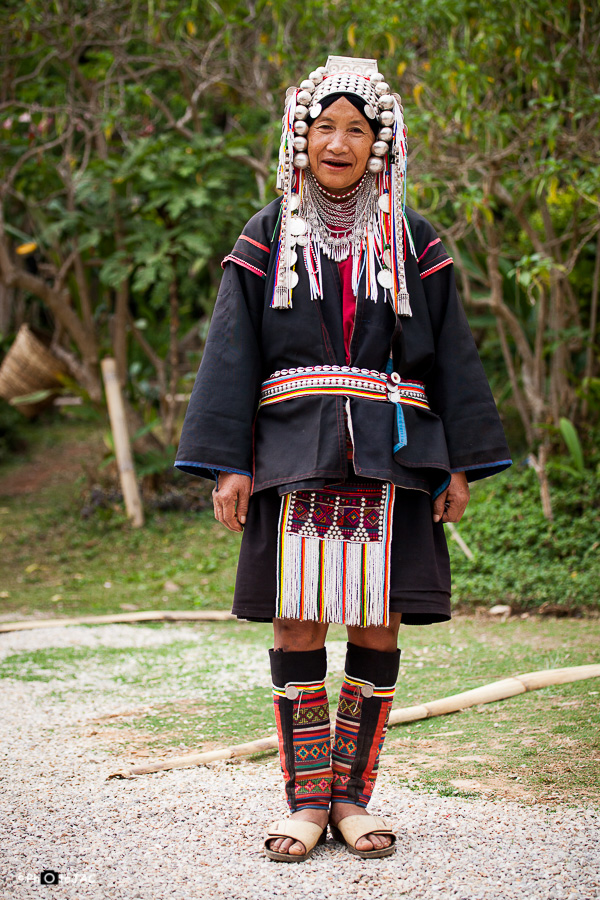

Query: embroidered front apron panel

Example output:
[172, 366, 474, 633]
[276, 480, 395, 627]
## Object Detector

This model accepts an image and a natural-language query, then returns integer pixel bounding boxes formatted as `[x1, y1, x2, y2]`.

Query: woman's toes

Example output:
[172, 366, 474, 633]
[355, 835, 374, 852]
[289, 840, 307, 856]
[355, 833, 391, 852]
[270, 836, 306, 856]
[270, 837, 289, 853]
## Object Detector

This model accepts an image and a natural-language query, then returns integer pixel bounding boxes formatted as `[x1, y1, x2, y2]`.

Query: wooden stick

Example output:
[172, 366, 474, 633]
[107, 664, 600, 779]
[446, 522, 474, 560]
[0, 610, 235, 633]
[101, 357, 144, 528]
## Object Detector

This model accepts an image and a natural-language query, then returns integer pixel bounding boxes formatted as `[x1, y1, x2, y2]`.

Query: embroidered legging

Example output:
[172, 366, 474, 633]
[332, 642, 401, 808]
[270, 647, 332, 812]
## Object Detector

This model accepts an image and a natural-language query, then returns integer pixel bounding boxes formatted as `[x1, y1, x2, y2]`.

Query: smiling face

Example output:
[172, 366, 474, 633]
[307, 97, 373, 195]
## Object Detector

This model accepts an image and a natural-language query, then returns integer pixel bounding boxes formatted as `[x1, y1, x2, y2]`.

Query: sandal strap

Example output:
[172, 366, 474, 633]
[334, 815, 395, 848]
[265, 819, 325, 852]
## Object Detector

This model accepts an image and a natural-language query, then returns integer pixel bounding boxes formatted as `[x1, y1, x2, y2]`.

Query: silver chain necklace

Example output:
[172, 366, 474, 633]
[300, 169, 378, 261]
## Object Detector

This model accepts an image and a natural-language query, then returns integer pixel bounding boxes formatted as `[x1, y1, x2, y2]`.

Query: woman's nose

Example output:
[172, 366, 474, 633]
[326, 130, 347, 152]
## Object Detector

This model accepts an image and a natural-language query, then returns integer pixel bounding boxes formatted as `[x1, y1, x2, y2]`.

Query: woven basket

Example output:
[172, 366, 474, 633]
[0, 324, 67, 418]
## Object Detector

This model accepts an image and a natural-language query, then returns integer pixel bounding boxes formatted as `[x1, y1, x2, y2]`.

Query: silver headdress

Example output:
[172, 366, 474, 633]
[272, 56, 413, 316]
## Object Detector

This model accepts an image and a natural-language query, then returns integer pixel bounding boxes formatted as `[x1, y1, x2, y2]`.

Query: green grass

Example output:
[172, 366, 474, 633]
[384, 617, 600, 804]
[1, 415, 599, 805]
[2, 414, 599, 619]
[0, 414, 241, 617]
[0, 501, 241, 617]
[1, 617, 597, 804]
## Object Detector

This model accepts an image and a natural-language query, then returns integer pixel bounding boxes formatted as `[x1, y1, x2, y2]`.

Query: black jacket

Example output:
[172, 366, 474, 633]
[175, 198, 511, 495]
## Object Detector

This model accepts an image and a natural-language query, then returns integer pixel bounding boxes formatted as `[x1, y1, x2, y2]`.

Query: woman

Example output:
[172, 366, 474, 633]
[176, 56, 511, 862]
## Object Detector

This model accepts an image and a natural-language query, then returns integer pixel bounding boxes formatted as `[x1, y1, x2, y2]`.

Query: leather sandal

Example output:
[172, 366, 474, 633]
[264, 819, 327, 863]
[329, 814, 396, 859]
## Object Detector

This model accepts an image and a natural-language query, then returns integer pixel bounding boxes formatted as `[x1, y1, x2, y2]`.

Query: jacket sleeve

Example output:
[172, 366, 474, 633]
[418, 231, 512, 482]
[174, 261, 264, 481]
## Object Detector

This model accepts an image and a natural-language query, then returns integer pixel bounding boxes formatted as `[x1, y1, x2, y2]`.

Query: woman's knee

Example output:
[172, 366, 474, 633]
[346, 613, 401, 652]
[273, 618, 329, 651]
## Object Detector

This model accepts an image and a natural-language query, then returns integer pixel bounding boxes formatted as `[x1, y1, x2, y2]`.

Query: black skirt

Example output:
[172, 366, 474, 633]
[232, 479, 451, 627]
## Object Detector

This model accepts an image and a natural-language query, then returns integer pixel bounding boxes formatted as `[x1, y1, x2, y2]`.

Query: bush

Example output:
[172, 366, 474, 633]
[450, 460, 600, 613]
[0, 399, 27, 464]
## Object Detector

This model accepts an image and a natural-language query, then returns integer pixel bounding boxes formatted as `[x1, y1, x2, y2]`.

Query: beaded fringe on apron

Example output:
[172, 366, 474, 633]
[276, 480, 395, 627]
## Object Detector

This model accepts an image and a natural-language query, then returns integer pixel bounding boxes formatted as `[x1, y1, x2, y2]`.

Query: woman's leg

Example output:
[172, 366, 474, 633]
[330, 613, 402, 852]
[268, 618, 330, 857]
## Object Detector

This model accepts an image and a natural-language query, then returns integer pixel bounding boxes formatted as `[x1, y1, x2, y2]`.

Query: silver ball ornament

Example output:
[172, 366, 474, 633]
[293, 135, 308, 152]
[378, 94, 395, 110]
[378, 109, 395, 127]
[316, 66, 328, 76]
[294, 152, 309, 169]
[309, 70, 323, 84]
[366, 156, 385, 174]
[371, 140, 389, 157]
[297, 90, 313, 106]
[300, 80, 316, 93]
[294, 105, 309, 121]
[378, 127, 393, 142]
[370, 72, 385, 84]
[294, 120, 309, 136]
[375, 82, 390, 96]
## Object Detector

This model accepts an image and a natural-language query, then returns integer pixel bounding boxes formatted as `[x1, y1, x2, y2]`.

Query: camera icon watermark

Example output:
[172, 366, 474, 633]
[40, 870, 60, 885]
[7, 869, 96, 886]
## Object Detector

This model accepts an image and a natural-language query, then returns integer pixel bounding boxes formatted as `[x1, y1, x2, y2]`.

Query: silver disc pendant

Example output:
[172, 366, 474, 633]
[378, 193, 391, 214]
[295, 233, 309, 246]
[288, 269, 299, 288]
[289, 216, 307, 236]
[364, 104, 376, 119]
[289, 249, 298, 265]
[289, 193, 301, 211]
[309, 102, 322, 118]
[285, 685, 299, 700]
[377, 268, 394, 290]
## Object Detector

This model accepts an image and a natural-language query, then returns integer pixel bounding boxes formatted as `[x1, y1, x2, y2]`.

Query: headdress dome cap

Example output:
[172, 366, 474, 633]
[273, 56, 411, 317]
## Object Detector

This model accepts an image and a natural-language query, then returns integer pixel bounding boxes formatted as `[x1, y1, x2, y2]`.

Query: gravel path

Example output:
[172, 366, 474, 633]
[1, 624, 598, 900]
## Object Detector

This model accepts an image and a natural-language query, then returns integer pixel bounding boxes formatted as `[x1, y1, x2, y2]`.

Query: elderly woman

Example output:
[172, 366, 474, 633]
[176, 57, 511, 862]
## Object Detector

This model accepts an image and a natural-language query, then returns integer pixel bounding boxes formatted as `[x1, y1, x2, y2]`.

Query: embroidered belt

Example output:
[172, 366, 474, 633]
[259, 366, 429, 410]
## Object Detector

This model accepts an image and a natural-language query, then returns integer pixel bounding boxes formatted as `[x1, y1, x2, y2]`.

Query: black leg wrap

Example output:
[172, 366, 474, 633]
[269, 648, 332, 812]
[332, 642, 401, 808]
[269, 647, 328, 686]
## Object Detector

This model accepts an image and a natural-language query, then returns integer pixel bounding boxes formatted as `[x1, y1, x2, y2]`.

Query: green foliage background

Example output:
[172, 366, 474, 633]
[0, 0, 598, 608]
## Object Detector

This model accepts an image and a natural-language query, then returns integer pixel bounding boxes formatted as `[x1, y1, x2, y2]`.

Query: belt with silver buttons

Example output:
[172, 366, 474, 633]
[259, 365, 429, 410]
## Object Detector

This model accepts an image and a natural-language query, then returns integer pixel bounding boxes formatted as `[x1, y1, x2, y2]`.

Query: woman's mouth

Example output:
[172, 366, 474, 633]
[322, 159, 351, 169]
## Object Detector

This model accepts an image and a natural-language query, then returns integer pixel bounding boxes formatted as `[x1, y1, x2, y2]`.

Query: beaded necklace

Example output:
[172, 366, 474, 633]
[300, 169, 378, 262]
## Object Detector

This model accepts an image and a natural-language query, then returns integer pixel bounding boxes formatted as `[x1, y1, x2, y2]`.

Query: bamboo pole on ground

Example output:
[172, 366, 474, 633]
[101, 357, 144, 528]
[107, 664, 600, 779]
[0, 610, 236, 633]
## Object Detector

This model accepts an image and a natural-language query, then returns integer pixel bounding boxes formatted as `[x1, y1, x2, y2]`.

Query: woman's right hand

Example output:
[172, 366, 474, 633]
[212, 472, 252, 533]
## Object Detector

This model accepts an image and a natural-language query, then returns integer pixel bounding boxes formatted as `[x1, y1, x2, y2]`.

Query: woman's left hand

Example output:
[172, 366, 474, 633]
[432, 471, 470, 524]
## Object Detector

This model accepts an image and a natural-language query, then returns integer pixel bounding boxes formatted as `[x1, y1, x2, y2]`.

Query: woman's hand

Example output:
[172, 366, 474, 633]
[212, 472, 252, 533]
[432, 471, 470, 524]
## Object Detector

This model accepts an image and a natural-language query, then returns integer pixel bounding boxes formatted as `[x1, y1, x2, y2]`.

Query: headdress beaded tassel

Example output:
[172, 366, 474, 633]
[271, 56, 414, 318]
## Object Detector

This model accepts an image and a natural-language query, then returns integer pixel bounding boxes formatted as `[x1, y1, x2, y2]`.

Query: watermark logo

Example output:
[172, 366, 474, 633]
[7, 869, 97, 885]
